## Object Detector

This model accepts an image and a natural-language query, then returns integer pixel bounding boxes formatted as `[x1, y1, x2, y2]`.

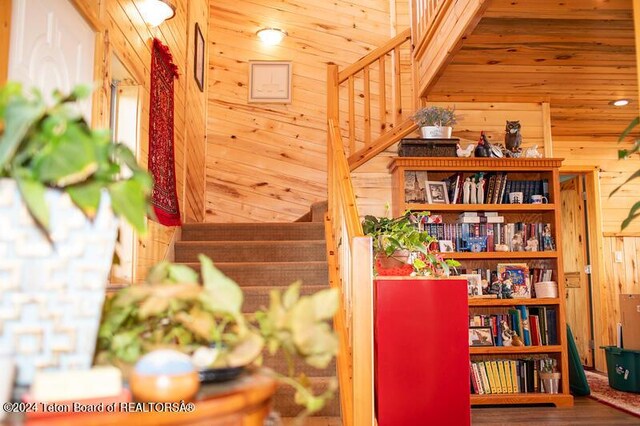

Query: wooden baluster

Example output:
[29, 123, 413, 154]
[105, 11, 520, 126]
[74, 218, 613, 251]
[363, 66, 371, 146]
[348, 76, 356, 154]
[378, 55, 387, 134]
[393, 46, 402, 126]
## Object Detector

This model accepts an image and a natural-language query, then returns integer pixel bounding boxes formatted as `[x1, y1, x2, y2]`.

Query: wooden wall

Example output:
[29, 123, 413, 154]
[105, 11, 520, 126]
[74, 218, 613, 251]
[205, 0, 397, 222]
[353, 102, 547, 217]
[102, 0, 209, 279]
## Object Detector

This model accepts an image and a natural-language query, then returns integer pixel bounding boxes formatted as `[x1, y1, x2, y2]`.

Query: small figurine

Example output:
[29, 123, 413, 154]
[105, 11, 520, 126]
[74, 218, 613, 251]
[542, 224, 555, 251]
[500, 279, 514, 299]
[470, 179, 477, 204]
[511, 231, 524, 252]
[476, 176, 485, 204]
[456, 143, 475, 157]
[504, 120, 523, 157]
[495, 243, 510, 252]
[524, 144, 543, 158]
[525, 236, 539, 252]
[475, 132, 492, 157]
[501, 320, 517, 346]
[463, 177, 472, 204]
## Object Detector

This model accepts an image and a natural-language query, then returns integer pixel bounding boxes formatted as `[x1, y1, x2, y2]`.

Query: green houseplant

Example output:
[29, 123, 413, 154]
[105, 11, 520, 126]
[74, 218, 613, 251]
[0, 82, 152, 387]
[612, 117, 640, 229]
[362, 211, 460, 276]
[97, 255, 338, 417]
[411, 106, 457, 139]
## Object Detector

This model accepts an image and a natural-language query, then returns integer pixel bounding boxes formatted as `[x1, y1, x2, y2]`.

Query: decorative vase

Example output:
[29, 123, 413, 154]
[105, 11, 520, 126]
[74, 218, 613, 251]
[0, 179, 119, 388]
[420, 126, 452, 139]
[540, 372, 561, 394]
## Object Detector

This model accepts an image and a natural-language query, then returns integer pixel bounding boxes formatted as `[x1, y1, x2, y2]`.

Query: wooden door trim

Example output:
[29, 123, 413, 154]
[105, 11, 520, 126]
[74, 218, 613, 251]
[560, 167, 607, 371]
[0, 0, 11, 85]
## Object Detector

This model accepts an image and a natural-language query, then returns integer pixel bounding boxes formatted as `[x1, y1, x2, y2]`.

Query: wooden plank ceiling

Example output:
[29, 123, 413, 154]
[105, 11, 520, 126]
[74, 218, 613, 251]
[426, 0, 637, 140]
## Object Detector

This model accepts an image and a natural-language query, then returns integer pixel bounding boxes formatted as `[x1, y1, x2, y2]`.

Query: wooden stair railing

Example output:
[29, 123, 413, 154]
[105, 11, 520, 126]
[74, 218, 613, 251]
[329, 28, 415, 172]
[326, 115, 374, 426]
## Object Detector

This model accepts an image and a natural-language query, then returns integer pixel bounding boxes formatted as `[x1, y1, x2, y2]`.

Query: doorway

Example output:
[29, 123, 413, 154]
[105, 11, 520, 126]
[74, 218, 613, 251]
[109, 54, 142, 285]
[560, 173, 595, 367]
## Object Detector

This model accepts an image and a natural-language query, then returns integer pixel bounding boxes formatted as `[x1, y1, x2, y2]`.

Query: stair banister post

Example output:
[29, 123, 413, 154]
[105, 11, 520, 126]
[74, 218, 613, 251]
[327, 63, 340, 218]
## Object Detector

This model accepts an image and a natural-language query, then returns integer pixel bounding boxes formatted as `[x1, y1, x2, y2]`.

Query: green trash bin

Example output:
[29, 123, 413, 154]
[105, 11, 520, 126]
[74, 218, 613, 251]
[602, 346, 640, 393]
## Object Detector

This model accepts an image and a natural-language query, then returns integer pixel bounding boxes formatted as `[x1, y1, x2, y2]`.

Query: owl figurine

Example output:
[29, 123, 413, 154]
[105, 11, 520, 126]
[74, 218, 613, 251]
[504, 121, 523, 157]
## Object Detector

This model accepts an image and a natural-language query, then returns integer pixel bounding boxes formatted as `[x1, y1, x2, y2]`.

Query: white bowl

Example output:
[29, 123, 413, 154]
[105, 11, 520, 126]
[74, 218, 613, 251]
[534, 281, 558, 298]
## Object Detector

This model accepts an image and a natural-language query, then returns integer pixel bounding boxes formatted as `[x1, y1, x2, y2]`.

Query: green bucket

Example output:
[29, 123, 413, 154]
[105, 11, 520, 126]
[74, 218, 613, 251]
[602, 346, 640, 393]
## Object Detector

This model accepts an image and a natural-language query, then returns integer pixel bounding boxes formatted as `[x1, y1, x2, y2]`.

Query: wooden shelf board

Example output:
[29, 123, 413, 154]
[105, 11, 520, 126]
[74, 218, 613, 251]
[469, 298, 561, 307]
[471, 393, 574, 407]
[470, 345, 563, 355]
[406, 203, 556, 212]
[442, 251, 558, 259]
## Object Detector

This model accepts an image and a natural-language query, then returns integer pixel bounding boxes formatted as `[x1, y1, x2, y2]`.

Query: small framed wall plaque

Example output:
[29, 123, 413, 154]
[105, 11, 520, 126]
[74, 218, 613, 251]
[248, 61, 292, 103]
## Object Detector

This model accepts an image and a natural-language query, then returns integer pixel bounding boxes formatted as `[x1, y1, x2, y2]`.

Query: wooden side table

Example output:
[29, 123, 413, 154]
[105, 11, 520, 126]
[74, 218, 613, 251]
[3, 373, 276, 426]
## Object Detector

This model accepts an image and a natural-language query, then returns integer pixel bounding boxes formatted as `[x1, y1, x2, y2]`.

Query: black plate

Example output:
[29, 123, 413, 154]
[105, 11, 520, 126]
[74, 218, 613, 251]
[198, 366, 245, 384]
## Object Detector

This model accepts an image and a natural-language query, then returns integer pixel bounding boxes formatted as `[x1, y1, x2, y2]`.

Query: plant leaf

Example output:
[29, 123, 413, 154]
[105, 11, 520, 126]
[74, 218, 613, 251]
[618, 116, 640, 142]
[198, 254, 244, 314]
[109, 179, 148, 234]
[610, 169, 640, 197]
[15, 173, 49, 230]
[226, 331, 264, 367]
[621, 201, 640, 230]
[283, 281, 301, 309]
[66, 181, 103, 219]
[311, 288, 339, 321]
[0, 88, 46, 169]
[167, 263, 199, 284]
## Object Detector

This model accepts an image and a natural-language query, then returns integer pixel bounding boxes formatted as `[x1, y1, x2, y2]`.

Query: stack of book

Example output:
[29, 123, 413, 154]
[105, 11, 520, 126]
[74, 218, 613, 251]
[470, 358, 550, 395]
[441, 172, 550, 205]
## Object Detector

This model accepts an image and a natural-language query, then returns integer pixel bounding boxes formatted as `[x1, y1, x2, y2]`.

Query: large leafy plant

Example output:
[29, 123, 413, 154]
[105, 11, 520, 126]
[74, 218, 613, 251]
[0, 82, 152, 234]
[612, 117, 640, 229]
[97, 255, 338, 416]
[362, 211, 460, 276]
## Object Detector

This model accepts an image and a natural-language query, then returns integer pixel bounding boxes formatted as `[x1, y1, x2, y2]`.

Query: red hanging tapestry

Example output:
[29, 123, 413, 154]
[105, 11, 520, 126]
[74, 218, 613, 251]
[148, 38, 181, 226]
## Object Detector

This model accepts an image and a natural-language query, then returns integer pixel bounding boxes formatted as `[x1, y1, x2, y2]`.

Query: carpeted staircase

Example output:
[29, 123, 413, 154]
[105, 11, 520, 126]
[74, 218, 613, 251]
[175, 221, 340, 418]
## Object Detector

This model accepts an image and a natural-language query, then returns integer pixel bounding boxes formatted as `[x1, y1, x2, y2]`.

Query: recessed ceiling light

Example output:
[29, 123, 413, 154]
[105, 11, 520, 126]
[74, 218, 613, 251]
[257, 28, 287, 45]
[610, 99, 630, 107]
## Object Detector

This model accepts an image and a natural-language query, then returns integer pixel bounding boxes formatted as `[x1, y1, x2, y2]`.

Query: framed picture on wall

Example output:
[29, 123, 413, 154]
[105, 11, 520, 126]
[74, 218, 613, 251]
[194, 22, 205, 92]
[248, 61, 292, 103]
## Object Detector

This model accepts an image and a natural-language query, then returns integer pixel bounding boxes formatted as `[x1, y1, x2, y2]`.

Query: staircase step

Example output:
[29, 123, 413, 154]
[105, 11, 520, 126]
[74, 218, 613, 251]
[262, 353, 337, 379]
[242, 285, 328, 312]
[273, 377, 340, 417]
[174, 241, 327, 263]
[177, 261, 329, 287]
[181, 222, 325, 241]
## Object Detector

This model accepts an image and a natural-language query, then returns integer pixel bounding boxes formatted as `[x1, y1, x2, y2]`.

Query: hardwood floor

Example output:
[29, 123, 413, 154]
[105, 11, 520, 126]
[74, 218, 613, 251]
[472, 397, 639, 425]
[284, 397, 640, 425]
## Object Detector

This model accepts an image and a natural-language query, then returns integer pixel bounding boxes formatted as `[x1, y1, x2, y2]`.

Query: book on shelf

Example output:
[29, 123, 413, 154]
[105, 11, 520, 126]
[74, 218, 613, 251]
[470, 357, 551, 395]
[469, 306, 558, 348]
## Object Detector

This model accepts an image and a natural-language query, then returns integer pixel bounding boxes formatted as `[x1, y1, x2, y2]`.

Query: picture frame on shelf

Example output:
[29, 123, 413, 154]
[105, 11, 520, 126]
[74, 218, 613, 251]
[462, 273, 483, 297]
[497, 263, 531, 298]
[425, 181, 449, 204]
[438, 240, 454, 253]
[469, 327, 494, 347]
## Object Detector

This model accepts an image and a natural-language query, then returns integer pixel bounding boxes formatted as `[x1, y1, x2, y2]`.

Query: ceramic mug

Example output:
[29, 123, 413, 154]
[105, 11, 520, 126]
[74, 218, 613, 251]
[509, 192, 524, 204]
[531, 195, 548, 204]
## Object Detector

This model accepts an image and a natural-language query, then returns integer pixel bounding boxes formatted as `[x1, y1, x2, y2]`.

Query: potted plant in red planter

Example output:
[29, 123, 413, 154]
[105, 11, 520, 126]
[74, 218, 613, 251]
[362, 212, 459, 276]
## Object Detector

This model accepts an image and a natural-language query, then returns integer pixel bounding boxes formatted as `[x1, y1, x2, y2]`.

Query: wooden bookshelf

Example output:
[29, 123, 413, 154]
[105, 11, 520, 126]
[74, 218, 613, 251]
[389, 157, 573, 408]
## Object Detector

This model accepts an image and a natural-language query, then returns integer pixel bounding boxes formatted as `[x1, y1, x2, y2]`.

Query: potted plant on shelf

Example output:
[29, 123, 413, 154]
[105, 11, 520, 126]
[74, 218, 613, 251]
[411, 105, 457, 139]
[0, 82, 152, 387]
[97, 254, 338, 418]
[362, 211, 460, 276]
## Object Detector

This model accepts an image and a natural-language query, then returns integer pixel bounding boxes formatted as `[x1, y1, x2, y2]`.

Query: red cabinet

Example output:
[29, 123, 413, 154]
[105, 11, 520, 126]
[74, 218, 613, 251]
[375, 277, 470, 426]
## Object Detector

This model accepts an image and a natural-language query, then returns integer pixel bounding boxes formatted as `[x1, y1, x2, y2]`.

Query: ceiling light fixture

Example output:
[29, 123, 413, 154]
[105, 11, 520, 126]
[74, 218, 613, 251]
[140, 0, 176, 27]
[257, 28, 287, 45]
[610, 99, 630, 107]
